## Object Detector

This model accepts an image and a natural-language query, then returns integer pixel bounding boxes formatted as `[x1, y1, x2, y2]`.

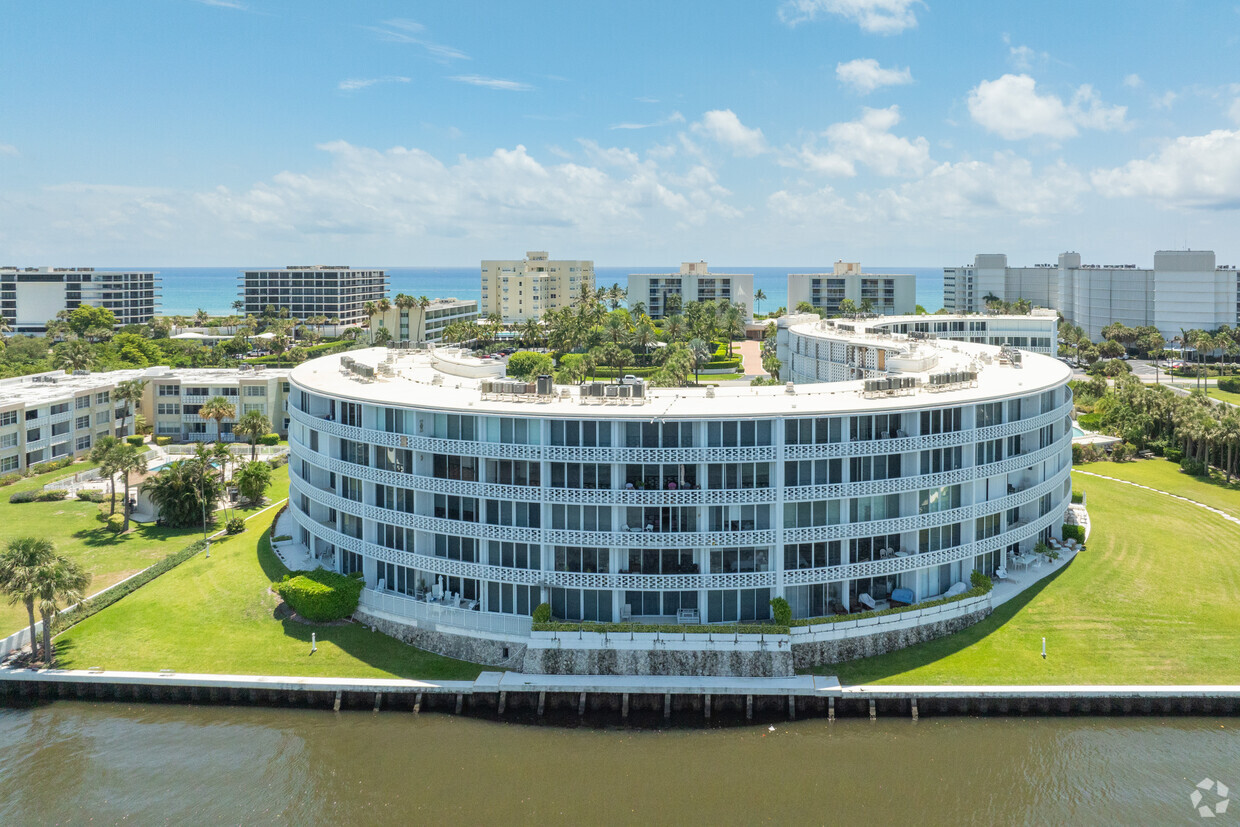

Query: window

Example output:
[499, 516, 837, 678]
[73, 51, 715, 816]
[920, 407, 962, 435]
[783, 459, 842, 487]
[553, 546, 609, 573]
[95, 392, 110, 405]
[75, 396, 91, 410]
[0, 456, 18, 473]
[783, 499, 842, 528]
[26, 428, 40, 442]
[157, 403, 180, 416]
[50, 403, 69, 415]
[548, 462, 611, 489]
[784, 417, 842, 445]
[706, 419, 772, 447]
[243, 386, 266, 397]
[184, 387, 208, 397]
[707, 588, 771, 623]
[487, 541, 539, 570]
[219, 387, 239, 397]
[708, 547, 770, 573]
[433, 534, 479, 562]
[919, 485, 961, 514]
[340, 476, 363, 502]
[157, 384, 179, 397]
[550, 504, 611, 531]
[783, 541, 841, 570]
[75, 415, 91, 430]
[549, 587, 612, 622]
[75, 435, 91, 451]
[919, 522, 962, 552]
[0, 411, 16, 427]
[483, 499, 539, 527]
[0, 433, 16, 449]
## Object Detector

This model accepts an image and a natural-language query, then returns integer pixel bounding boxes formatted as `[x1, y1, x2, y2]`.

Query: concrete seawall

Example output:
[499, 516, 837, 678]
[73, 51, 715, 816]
[4, 668, 1239, 724]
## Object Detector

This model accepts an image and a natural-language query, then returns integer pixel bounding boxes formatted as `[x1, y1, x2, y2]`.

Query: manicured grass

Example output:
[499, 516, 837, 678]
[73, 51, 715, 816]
[55, 506, 484, 680]
[0, 463, 289, 636]
[1206, 387, 1240, 406]
[816, 472, 1240, 685]
[1076, 457, 1240, 521]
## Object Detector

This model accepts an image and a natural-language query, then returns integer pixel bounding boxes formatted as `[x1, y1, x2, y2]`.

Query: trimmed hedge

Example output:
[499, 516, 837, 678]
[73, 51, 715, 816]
[274, 569, 364, 622]
[533, 621, 790, 635]
[125, 435, 146, 447]
[258, 433, 281, 446]
[106, 514, 126, 534]
[55, 539, 209, 632]
[9, 489, 69, 503]
[77, 489, 107, 503]
[154, 436, 173, 446]
[30, 457, 75, 475]
[1061, 524, 1086, 544]
[1219, 377, 1240, 394]
[0, 473, 21, 487]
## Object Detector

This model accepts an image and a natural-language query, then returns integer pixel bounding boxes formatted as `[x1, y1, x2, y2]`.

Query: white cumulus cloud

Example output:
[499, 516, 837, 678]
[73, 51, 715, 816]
[835, 58, 913, 94]
[967, 74, 1127, 140]
[778, 0, 922, 34]
[0, 143, 18, 157]
[1091, 129, 1240, 209]
[691, 110, 768, 157]
[796, 106, 930, 177]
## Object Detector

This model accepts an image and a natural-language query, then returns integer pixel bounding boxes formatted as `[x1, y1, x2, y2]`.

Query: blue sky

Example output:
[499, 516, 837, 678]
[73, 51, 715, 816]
[2, 0, 1240, 266]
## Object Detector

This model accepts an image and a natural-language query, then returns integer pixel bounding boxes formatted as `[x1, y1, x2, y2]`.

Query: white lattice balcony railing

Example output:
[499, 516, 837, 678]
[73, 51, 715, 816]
[289, 489, 1071, 593]
[289, 398, 1073, 467]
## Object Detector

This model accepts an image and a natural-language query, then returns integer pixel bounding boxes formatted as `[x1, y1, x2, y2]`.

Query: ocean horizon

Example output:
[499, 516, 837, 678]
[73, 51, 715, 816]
[106, 266, 946, 317]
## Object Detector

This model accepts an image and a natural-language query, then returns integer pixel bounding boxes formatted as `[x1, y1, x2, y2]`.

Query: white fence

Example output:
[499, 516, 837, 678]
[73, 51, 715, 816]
[788, 594, 992, 643]
[358, 589, 532, 638]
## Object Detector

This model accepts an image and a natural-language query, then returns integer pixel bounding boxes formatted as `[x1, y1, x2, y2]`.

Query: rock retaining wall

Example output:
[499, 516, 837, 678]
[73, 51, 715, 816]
[790, 607, 992, 668]
[354, 609, 527, 669]
[522, 646, 793, 677]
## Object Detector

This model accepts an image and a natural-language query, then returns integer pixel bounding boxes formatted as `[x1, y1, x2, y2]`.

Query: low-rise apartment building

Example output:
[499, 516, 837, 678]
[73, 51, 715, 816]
[141, 366, 291, 443]
[627, 261, 754, 322]
[787, 261, 917, 316]
[368, 298, 478, 344]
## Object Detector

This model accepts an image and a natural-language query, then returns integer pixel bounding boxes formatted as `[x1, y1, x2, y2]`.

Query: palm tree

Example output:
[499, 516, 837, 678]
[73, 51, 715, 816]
[415, 296, 430, 342]
[753, 288, 767, 317]
[91, 436, 123, 515]
[37, 555, 90, 665]
[234, 410, 272, 461]
[373, 326, 393, 346]
[662, 314, 685, 344]
[199, 395, 236, 444]
[56, 339, 94, 372]
[689, 337, 711, 384]
[233, 460, 272, 506]
[193, 308, 209, 326]
[607, 283, 625, 311]
[604, 313, 631, 348]
[723, 305, 745, 357]
[0, 537, 56, 662]
[114, 378, 148, 439]
[362, 301, 377, 328]
[632, 316, 657, 363]
[146, 459, 221, 529]
[838, 298, 857, 318]
[231, 299, 245, 314]
[114, 443, 148, 532]
[211, 442, 233, 520]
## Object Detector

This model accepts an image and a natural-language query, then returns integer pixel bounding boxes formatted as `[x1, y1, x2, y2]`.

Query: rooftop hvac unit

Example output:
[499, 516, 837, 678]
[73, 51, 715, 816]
[604, 385, 619, 398]
[536, 374, 553, 395]
[630, 380, 644, 399]
[480, 379, 493, 394]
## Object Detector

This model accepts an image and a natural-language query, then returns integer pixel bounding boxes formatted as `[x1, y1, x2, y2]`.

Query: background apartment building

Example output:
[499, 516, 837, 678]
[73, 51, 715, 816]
[945, 250, 1240, 340]
[480, 252, 593, 323]
[141, 366, 291, 443]
[0, 370, 142, 474]
[368, 298, 478, 345]
[0, 267, 160, 334]
[787, 261, 917, 316]
[239, 266, 387, 326]
[626, 261, 754, 322]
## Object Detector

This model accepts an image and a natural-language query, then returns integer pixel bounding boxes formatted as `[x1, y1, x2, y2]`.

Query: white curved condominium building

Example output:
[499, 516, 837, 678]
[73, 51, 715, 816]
[286, 330, 1072, 631]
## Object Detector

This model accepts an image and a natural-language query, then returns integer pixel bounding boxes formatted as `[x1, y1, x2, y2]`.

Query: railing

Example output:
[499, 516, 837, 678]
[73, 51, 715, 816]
[788, 593, 991, 642]
[358, 589, 532, 637]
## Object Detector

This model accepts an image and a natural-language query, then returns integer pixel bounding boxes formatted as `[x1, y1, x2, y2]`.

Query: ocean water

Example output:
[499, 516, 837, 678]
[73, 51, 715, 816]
[118, 265, 945, 317]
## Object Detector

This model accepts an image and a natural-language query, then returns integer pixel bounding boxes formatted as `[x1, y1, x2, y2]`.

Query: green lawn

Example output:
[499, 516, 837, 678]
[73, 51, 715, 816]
[1206, 387, 1240, 406]
[55, 505, 484, 680]
[1076, 457, 1240, 521]
[0, 462, 290, 636]
[819, 470, 1240, 685]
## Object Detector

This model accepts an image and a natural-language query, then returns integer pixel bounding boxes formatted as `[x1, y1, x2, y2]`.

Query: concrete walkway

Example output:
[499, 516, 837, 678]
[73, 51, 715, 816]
[735, 339, 766, 377]
[1074, 470, 1240, 529]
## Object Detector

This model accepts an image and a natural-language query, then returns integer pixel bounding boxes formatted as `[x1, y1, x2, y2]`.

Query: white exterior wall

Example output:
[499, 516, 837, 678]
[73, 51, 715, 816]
[1153, 250, 1235, 338]
[787, 271, 917, 316]
[628, 265, 754, 322]
[284, 345, 1073, 632]
[480, 252, 594, 323]
[240, 267, 388, 326]
[2, 268, 160, 334]
[369, 299, 479, 344]
[141, 367, 291, 443]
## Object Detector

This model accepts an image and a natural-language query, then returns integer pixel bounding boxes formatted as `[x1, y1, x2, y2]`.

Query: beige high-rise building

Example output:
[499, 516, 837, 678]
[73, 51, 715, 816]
[480, 251, 594, 323]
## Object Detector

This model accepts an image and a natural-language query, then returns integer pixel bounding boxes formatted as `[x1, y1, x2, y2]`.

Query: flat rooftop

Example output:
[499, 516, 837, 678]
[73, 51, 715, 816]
[0, 369, 149, 409]
[292, 336, 1070, 419]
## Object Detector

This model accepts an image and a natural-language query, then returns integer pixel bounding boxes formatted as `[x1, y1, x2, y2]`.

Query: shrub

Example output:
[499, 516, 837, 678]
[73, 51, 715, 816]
[1218, 376, 1240, 394]
[0, 473, 21, 487]
[532, 602, 552, 624]
[271, 534, 293, 542]
[8, 490, 37, 503]
[1061, 524, 1086, 544]
[1110, 442, 1132, 462]
[36, 489, 68, 501]
[226, 516, 246, 535]
[154, 436, 173, 446]
[258, 433, 281, 446]
[532, 621, 789, 635]
[1071, 490, 1084, 504]
[1164, 446, 1185, 463]
[274, 570, 364, 622]
[77, 489, 107, 503]
[106, 513, 126, 534]
[125, 435, 145, 447]
[507, 351, 555, 381]
[970, 570, 994, 592]
[1180, 456, 1208, 476]
[769, 596, 792, 627]
[30, 457, 74, 475]
[266, 455, 288, 469]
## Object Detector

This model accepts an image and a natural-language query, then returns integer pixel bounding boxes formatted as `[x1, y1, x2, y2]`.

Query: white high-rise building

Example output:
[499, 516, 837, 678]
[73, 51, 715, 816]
[0, 267, 160, 334]
[945, 250, 1240, 340]
[239, 266, 388, 326]
[787, 261, 917, 316]
[480, 252, 594, 323]
[627, 262, 754, 322]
